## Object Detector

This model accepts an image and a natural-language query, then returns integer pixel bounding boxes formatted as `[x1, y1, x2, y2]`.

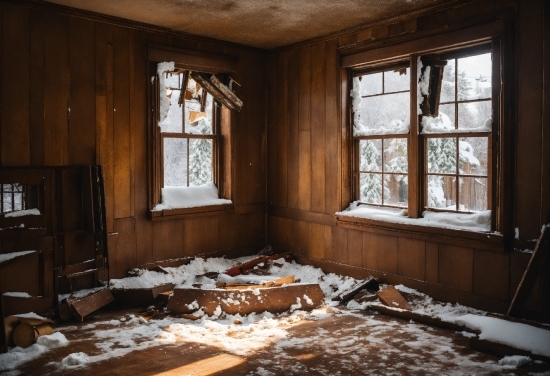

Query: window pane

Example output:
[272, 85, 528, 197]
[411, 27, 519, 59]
[427, 138, 457, 174]
[384, 138, 408, 173]
[359, 139, 382, 172]
[438, 103, 455, 128]
[360, 173, 382, 204]
[427, 175, 457, 209]
[384, 68, 410, 93]
[384, 174, 408, 207]
[3, 193, 12, 212]
[189, 138, 213, 186]
[360, 72, 383, 96]
[459, 177, 487, 212]
[186, 92, 213, 135]
[440, 59, 456, 103]
[459, 137, 488, 176]
[360, 92, 410, 133]
[164, 138, 188, 187]
[160, 74, 183, 133]
[457, 53, 492, 101]
[457, 101, 492, 130]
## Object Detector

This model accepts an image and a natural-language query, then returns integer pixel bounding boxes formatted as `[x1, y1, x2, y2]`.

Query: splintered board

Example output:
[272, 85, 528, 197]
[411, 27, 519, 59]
[167, 284, 323, 315]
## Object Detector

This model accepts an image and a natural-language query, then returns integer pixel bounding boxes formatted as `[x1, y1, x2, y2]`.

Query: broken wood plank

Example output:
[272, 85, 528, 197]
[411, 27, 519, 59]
[190, 72, 241, 111]
[111, 283, 175, 308]
[376, 286, 412, 310]
[215, 275, 295, 290]
[333, 276, 379, 304]
[353, 290, 378, 303]
[508, 225, 550, 317]
[68, 288, 114, 321]
[367, 304, 476, 333]
[223, 252, 293, 277]
[157, 290, 173, 304]
[209, 74, 243, 109]
[167, 284, 323, 316]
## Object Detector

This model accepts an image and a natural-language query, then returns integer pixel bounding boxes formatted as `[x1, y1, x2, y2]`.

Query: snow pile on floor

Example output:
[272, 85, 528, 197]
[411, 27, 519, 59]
[0, 332, 68, 372]
[455, 314, 550, 358]
[498, 355, 532, 368]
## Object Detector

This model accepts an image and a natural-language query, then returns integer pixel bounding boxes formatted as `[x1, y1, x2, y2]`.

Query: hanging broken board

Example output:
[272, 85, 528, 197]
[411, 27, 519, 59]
[189, 72, 243, 111]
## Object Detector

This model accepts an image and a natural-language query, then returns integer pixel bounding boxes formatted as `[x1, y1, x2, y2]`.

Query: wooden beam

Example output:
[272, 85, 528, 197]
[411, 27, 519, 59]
[507, 225, 550, 317]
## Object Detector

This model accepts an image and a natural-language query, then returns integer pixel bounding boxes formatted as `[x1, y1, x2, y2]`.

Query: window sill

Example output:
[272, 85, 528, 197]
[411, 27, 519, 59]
[335, 214, 505, 252]
[148, 203, 234, 221]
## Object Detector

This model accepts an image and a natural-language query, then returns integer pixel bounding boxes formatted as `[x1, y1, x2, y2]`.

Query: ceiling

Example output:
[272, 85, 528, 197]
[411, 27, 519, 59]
[43, 0, 456, 49]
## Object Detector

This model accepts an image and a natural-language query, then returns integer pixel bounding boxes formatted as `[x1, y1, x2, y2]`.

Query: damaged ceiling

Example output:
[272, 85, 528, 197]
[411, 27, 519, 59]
[42, 0, 456, 49]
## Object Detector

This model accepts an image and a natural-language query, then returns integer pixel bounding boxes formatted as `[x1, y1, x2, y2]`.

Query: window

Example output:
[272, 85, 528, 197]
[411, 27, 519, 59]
[348, 43, 500, 233]
[1, 183, 26, 214]
[148, 52, 239, 219]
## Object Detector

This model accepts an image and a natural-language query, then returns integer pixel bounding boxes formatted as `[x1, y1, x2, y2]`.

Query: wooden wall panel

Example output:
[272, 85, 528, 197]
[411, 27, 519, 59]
[473, 249, 509, 300]
[347, 229, 363, 267]
[397, 237, 425, 281]
[438, 245, 473, 292]
[244, 51, 267, 205]
[1, 3, 30, 166]
[112, 27, 132, 219]
[425, 241, 439, 284]
[275, 51, 289, 208]
[331, 226, 347, 264]
[44, 11, 69, 166]
[310, 42, 326, 213]
[292, 219, 309, 256]
[324, 39, 340, 214]
[287, 48, 300, 210]
[308, 223, 326, 259]
[111, 218, 137, 278]
[29, 9, 45, 166]
[69, 17, 96, 165]
[363, 232, 397, 274]
[152, 219, 186, 261]
[133, 30, 154, 267]
[266, 55, 277, 206]
[516, 0, 544, 239]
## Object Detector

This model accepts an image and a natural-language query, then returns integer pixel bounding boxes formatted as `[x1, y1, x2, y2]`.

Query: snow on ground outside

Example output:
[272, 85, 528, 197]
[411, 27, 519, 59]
[2, 256, 549, 374]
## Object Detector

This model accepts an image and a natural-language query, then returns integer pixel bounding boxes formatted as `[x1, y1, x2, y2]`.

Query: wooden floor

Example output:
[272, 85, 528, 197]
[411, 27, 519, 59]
[8, 308, 550, 376]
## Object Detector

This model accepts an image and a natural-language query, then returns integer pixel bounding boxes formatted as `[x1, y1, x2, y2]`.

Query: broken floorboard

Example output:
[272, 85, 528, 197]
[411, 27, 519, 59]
[167, 284, 324, 316]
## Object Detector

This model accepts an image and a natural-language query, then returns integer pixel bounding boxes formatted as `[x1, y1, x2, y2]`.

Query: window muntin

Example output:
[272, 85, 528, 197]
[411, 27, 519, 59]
[160, 73, 216, 188]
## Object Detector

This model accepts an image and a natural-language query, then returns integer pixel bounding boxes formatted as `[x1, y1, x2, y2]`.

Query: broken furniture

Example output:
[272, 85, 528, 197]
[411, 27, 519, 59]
[0, 166, 110, 351]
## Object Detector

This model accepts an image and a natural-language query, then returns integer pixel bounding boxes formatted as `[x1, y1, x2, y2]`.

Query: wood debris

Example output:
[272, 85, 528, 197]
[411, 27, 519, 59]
[376, 286, 412, 311]
[333, 276, 379, 304]
[215, 275, 295, 290]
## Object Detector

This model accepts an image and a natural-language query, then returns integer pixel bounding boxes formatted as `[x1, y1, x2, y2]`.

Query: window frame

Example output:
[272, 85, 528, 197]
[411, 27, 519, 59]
[147, 46, 237, 220]
[338, 20, 512, 249]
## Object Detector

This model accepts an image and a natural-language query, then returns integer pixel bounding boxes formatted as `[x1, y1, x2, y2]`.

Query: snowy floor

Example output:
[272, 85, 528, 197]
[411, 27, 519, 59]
[1, 256, 550, 375]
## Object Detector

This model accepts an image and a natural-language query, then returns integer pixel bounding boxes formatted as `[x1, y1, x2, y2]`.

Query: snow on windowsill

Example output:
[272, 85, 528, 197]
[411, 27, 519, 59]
[152, 183, 232, 211]
[336, 202, 492, 233]
[3, 208, 41, 218]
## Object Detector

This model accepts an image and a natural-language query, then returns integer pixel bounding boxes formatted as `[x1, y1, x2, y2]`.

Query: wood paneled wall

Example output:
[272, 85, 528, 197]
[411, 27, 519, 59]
[267, 0, 550, 321]
[0, 2, 267, 278]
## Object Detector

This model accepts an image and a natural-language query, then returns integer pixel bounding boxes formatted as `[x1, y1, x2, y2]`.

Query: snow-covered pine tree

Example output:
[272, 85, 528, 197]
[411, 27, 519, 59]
[359, 140, 385, 203]
[427, 137, 456, 207]
[188, 92, 213, 186]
